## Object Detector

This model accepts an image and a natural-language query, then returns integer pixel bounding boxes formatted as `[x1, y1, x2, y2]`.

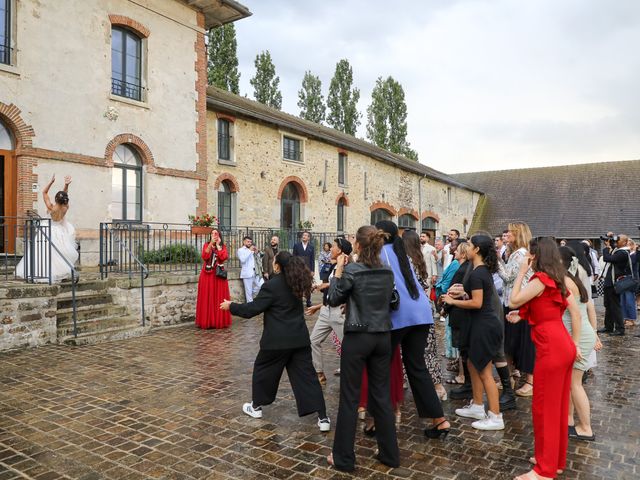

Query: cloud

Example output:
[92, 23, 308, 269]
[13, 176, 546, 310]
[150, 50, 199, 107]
[234, 0, 640, 173]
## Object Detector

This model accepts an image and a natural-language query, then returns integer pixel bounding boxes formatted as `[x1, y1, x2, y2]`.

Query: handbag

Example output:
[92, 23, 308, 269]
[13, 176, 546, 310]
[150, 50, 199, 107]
[216, 263, 228, 279]
[613, 251, 638, 294]
[383, 249, 400, 311]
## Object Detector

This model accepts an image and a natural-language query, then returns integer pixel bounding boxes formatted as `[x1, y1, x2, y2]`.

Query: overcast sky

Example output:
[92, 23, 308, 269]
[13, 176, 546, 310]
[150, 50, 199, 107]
[233, 0, 640, 174]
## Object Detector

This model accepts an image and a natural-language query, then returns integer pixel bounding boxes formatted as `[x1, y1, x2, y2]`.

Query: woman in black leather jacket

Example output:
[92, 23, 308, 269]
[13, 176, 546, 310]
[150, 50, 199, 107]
[326, 225, 400, 472]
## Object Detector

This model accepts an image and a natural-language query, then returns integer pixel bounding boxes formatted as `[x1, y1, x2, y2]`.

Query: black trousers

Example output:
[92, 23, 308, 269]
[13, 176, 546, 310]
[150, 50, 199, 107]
[391, 324, 444, 419]
[603, 286, 624, 332]
[252, 346, 326, 417]
[333, 332, 400, 472]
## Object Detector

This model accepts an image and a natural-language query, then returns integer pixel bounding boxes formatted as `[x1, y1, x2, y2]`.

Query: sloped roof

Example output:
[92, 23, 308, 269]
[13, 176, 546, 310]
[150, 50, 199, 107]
[206, 86, 480, 193]
[452, 160, 640, 239]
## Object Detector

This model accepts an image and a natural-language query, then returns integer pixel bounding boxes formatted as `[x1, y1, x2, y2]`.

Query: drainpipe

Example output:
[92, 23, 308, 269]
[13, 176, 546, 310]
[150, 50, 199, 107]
[418, 174, 427, 231]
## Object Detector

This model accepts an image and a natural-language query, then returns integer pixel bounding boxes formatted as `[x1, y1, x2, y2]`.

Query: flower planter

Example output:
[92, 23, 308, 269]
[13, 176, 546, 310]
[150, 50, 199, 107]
[191, 226, 214, 235]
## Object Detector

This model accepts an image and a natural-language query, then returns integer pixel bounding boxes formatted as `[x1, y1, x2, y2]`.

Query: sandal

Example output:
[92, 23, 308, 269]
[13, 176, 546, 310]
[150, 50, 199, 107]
[446, 376, 465, 385]
[516, 381, 533, 397]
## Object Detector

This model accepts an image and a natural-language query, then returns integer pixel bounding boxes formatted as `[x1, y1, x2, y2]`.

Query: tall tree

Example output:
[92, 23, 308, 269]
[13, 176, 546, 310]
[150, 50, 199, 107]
[297, 71, 326, 123]
[326, 59, 361, 135]
[366, 76, 418, 160]
[207, 24, 240, 94]
[249, 50, 282, 109]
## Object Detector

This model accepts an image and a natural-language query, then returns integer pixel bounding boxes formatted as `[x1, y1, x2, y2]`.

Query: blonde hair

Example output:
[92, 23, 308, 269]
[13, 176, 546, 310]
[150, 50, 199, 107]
[508, 222, 532, 251]
[457, 241, 471, 259]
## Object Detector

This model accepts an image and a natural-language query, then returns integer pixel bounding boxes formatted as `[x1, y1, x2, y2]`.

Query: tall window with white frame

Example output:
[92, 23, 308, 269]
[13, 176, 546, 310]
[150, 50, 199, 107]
[337, 198, 345, 232]
[283, 136, 302, 162]
[217, 119, 232, 162]
[0, 0, 11, 65]
[111, 27, 143, 101]
[112, 145, 142, 221]
[338, 153, 347, 186]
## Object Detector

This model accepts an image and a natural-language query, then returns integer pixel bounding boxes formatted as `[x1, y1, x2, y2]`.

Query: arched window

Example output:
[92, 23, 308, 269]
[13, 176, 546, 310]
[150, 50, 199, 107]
[398, 214, 416, 230]
[112, 144, 142, 221]
[217, 180, 235, 229]
[280, 182, 300, 230]
[370, 208, 392, 225]
[0, 120, 13, 150]
[111, 27, 143, 101]
[337, 197, 345, 232]
[422, 216, 438, 231]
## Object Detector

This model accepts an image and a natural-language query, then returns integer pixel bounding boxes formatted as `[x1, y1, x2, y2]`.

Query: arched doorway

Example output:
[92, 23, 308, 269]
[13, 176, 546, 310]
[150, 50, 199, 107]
[0, 119, 16, 253]
[280, 182, 300, 230]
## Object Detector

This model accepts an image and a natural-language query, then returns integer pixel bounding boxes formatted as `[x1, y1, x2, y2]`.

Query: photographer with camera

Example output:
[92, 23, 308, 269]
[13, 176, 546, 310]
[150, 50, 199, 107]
[598, 232, 631, 336]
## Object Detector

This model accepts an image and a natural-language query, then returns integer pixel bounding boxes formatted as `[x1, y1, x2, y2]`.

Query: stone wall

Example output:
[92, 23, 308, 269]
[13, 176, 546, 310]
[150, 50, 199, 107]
[0, 284, 58, 351]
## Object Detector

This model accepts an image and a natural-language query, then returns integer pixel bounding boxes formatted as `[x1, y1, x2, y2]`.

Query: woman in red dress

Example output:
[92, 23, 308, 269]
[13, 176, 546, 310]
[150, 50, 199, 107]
[508, 238, 582, 480]
[195, 229, 232, 329]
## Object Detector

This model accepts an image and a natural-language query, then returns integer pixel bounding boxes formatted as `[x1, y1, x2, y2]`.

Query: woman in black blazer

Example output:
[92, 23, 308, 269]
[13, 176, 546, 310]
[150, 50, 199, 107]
[220, 251, 330, 431]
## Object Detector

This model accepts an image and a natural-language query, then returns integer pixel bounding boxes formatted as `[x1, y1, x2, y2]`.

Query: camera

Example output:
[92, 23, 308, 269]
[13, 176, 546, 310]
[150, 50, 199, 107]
[599, 233, 619, 243]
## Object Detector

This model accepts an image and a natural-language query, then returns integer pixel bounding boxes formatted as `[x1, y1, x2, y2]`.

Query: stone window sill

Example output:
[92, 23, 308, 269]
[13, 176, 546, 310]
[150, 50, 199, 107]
[283, 158, 304, 166]
[218, 159, 236, 167]
[109, 93, 150, 110]
[0, 63, 20, 77]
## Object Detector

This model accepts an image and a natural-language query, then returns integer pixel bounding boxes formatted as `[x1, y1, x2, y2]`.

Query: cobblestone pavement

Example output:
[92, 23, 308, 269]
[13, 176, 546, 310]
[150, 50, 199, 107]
[1, 302, 639, 479]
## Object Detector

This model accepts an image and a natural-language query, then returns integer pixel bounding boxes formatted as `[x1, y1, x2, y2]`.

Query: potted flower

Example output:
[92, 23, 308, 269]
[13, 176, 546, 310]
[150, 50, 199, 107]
[188, 213, 218, 235]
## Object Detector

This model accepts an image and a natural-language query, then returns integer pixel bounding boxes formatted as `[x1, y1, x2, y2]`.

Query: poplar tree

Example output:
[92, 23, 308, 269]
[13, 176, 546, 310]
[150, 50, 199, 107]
[297, 71, 326, 123]
[249, 50, 282, 109]
[366, 76, 418, 160]
[207, 24, 240, 94]
[326, 59, 361, 135]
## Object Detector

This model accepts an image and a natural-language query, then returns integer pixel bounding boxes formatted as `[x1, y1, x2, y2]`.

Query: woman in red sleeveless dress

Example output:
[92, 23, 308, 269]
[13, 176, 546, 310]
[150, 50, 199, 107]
[507, 237, 582, 480]
[196, 229, 232, 329]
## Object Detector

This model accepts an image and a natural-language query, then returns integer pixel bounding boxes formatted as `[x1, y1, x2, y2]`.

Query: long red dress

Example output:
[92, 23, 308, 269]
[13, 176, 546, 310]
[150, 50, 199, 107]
[519, 272, 576, 479]
[359, 345, 404, 410]
[195, 243, 232, 329]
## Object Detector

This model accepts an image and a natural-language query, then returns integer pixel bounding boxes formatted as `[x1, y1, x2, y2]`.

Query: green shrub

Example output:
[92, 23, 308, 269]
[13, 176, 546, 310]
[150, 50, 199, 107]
[142, 244, 199, 264]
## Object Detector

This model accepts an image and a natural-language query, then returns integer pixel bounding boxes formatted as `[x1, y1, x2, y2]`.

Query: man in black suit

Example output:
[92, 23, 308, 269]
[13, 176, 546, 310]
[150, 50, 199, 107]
[598, 233, 631, 336]
[293, 231, 315, 307]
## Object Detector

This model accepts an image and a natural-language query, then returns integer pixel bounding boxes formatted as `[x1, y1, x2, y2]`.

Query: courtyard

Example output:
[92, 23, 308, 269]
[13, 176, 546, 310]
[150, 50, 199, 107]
[0, 308, 638, 480]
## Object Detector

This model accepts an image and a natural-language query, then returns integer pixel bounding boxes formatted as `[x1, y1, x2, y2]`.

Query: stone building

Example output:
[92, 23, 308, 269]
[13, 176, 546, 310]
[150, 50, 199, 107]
[0, 0, 250, 263]
[206, 86, 481, 240]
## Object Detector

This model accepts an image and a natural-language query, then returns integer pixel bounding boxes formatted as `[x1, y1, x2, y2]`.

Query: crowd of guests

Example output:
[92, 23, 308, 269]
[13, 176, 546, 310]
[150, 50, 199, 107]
[193, 221, 639, 479]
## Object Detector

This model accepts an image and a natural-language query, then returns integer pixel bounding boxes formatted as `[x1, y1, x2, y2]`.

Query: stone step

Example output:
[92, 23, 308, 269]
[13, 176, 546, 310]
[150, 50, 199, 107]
[57, 292, 113, 310]
[58, 278, 113, 295]
[58, 320, 150, 346]
[56, 314, 141, 338]
[56, 304, 128, 324]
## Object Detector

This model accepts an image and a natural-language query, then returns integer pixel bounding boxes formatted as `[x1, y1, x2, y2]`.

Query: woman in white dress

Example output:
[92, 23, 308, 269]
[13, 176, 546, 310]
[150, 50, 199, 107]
[16, 175, 78, 282]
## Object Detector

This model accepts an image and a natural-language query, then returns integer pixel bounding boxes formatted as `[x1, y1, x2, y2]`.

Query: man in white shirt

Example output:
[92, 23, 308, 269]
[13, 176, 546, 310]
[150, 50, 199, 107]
[419, 231, 438, 287]
[443, 229, 460, 270]
[237, 236, 264, 302]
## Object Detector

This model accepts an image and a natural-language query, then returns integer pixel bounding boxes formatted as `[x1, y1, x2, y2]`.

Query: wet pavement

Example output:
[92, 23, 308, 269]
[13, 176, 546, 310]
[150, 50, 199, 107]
[1, 302, 639, 479]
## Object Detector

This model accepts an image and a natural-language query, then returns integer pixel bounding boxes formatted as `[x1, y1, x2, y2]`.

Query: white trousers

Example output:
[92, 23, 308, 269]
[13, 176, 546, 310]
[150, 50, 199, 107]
[242, 276, 264, 302]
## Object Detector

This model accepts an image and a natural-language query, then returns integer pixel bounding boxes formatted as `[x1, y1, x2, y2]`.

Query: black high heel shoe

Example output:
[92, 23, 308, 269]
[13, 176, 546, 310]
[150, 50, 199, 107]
[424, 420, 450, 440]
[363, 423, 376, 437]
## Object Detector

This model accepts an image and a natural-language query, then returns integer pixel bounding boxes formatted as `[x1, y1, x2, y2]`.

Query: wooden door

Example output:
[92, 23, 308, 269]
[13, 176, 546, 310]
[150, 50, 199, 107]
[0, 150, 17, 253]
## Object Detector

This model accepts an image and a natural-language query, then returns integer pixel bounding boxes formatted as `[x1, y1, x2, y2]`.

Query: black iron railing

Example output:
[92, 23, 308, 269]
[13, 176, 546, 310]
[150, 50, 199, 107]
[111, 78, 145, 102]
[99, 222, 347, 276]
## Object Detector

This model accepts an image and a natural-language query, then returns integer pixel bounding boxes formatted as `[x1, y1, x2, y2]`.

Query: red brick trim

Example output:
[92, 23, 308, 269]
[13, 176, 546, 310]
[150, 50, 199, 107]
[421, 210, 441, 222]
[277, 176, 309, 203]
[104, 134, 156, 172]
[398, 207, 419, 220]
[194, 12, 208, 216]
[214, 173, 240, 193]
[369, 201, 397, 216]
[108, 14, 150, 38]
[0, 102, 37, 217]
[335, 192, 349, 206]
[216, 113, 236, 123]
[337, 148, 348, 155]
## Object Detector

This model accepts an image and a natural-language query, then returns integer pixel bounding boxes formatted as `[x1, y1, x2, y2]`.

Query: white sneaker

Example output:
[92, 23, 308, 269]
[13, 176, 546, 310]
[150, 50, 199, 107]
[318, 417, 331, 432]
[455, 401, 486, 420]
[242, 402, 262, 418]
[472, 411, 504, 430]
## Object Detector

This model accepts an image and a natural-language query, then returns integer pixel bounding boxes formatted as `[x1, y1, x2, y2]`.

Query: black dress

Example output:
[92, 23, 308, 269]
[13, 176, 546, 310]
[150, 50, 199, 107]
[463, 265, 503, 371]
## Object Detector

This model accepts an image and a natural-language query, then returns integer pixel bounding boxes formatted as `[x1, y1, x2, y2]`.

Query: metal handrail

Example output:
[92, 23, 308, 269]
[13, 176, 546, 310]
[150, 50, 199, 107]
[31, 221, 80, 338]
[117, 238, 149, 327]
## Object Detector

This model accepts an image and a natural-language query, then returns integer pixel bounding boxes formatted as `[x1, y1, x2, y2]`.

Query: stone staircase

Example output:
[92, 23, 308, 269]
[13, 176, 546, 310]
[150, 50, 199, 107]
[56, 277, 150, 346]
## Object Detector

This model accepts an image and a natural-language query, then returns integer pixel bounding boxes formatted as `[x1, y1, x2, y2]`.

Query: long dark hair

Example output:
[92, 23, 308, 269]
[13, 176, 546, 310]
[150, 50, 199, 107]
[567, 240, 592, 277]
[375, 220, 420, 299]
[402, 230, 428, 280]
[559, 246, 589, 303]
[211, 229, 225, 247]
[530, 237, 568, 297]
[355, 226, 386, 268]
[470, 234, 498, 273]
[275, 251, 312, 299]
